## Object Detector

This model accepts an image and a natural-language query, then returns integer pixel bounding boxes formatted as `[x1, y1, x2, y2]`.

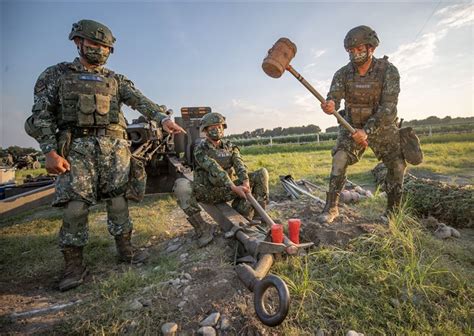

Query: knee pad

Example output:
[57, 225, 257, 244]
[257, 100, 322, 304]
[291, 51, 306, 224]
[331, 151, 350, 176]
[385, 158, 407, 184]
[173, 178, 195, 210]
[106, 196, 129, 225]
[257, 168, 269, 183]
[63, 200, 89, 227]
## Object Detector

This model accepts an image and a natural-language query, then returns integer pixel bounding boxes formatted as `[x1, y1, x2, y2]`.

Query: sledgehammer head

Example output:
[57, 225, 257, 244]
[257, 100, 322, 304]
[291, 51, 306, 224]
[262, 38, 297, 78]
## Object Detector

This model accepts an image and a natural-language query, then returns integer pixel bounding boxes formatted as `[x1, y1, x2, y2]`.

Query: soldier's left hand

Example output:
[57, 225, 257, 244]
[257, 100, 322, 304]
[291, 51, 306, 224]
[242, 179, 250, 192]
[163, 119, 186, 134]
[351, 129, 368, 145]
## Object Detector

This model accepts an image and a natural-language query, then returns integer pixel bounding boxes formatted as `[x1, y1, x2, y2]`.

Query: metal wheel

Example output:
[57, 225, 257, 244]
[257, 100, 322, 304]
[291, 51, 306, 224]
[253, 274, 290, 327]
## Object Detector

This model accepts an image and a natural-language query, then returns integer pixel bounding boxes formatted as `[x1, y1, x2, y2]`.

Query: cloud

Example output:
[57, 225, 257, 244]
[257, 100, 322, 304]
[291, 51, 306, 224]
[217, 99, 286, 133]
[293, 78, 331, 111]
[304, 49, 327, 70]
[436, 3, 474, 28]
[218, 97, 332, 134]
[229, 99, 284, 118]
[389, 3, 473, 84]
[389, 31, 443, 75]
[311, 48, 327, 59]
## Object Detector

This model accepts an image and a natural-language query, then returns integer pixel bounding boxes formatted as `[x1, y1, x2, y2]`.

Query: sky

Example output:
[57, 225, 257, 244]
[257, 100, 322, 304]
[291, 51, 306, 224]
[1, 0, 473, 149]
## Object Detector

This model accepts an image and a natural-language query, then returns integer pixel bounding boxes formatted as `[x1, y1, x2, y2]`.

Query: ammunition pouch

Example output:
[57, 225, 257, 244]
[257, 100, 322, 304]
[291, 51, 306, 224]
[349, 106, 373, 128]
[126, 156, 147, 202]
[399, 127, 423, 165]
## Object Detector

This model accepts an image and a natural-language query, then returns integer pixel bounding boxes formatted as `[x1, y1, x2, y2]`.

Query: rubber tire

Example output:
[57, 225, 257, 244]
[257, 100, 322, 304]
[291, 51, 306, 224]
[253, 274, 290, 327]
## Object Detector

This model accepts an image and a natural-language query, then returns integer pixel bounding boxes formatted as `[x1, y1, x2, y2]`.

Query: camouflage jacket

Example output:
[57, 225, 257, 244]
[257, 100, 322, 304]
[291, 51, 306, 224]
[30, 58, 168, 154]
[326, 56, 400, 135]
[193, 138, 249, 188]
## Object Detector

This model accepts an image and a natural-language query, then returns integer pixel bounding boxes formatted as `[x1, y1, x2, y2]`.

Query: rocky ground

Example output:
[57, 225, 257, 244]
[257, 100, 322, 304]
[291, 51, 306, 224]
[1, 186, 470, 335]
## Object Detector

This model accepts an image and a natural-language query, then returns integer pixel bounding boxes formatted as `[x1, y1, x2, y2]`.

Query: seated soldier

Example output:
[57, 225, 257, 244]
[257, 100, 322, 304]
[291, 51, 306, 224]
[174, 112, 269, 248]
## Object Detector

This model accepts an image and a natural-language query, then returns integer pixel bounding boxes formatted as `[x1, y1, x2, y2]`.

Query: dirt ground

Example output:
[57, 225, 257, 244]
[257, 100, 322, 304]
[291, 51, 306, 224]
[1, 186, 471, 335]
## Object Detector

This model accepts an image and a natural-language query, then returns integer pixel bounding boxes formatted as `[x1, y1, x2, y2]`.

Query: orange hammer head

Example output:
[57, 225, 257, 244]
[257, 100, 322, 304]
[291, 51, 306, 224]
[262, 37, 297, 78]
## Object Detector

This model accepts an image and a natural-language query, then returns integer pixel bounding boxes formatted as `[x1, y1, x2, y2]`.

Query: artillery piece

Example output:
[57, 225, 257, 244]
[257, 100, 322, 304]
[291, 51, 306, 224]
[126, 107, 210, 193]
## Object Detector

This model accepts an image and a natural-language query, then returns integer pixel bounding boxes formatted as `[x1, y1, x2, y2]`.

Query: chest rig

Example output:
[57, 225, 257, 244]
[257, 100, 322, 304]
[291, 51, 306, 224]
[58, 65, 120, 128]
[206, 141, 234, 171]
[345, 56, 389, 128]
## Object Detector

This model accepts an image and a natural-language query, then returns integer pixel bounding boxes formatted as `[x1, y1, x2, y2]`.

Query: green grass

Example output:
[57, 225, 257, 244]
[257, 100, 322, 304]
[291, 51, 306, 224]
[242, 135, 474, 190]
[274, 202, 473, 335]
[1, 133, 472, 334]
[0, 195, 182, 335]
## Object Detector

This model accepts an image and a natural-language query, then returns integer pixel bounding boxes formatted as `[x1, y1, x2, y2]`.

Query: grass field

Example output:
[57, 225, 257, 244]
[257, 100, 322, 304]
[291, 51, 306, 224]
[1, 133, 473, 335]
[242, 132, 474, 191]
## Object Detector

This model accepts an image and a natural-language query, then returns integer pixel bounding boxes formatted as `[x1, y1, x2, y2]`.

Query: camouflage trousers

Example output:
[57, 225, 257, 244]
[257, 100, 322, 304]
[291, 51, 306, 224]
[330, 124, 406, 195]
[174, 168, 269, 218]
[54, 136, 133, 247]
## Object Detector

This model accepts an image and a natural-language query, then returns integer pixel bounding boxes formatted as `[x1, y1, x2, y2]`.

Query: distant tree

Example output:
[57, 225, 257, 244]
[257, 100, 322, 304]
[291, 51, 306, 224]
[6, 146, 40, 158]
[305, 124, 321, 134]
[325, 126, 339, 133]
[251, 128, 265, 137]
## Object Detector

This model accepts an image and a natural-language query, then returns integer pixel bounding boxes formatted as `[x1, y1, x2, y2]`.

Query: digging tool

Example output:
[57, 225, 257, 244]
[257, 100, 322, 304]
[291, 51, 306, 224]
[280, 175, 325, 205]
[262, 37, 368, 147]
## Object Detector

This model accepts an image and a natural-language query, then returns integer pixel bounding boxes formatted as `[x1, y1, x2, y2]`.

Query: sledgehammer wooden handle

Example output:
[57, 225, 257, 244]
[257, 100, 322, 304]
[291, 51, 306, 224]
[286, 65, 356, 134]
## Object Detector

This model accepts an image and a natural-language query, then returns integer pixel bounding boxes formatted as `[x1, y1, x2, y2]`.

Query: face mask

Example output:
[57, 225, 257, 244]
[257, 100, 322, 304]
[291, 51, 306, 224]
[207, 127, 224, 141]
[349, 50, 369, 66]
[79, 44, 110, 65]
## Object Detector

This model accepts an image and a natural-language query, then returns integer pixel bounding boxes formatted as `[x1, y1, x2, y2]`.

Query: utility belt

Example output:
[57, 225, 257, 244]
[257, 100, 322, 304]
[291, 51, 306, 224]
[71, 127, 128, 140]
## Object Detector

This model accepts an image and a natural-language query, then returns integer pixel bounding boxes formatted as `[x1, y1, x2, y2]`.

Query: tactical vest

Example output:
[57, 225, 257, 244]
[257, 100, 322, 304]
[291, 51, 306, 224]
[206, 142, 233, 171]
[58, 65, 120, 128]
[345, 56, 389, 128]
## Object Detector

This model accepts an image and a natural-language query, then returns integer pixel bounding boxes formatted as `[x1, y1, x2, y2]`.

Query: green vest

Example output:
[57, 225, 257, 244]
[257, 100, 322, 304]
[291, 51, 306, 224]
[345, 57, 388, 127]
[58, 65, 120, 128]
[206, 145, 233, 171]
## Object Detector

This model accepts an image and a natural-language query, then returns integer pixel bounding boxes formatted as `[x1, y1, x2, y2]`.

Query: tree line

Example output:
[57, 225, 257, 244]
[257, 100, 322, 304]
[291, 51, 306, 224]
[228, 115, 474, 139]
[229, 124, 321, 139]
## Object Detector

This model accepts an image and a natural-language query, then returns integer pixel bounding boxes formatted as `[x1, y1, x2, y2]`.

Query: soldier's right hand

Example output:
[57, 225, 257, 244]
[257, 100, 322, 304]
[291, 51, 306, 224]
[321, 100, 335, 115]
[45, 150, 70, 175]
[231, 184, 249, 199]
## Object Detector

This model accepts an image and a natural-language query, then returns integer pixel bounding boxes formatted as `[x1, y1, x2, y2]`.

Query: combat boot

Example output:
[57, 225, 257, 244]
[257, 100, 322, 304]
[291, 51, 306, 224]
[188, 212, 215, 248]
[317, 192, 340, 224]
[59, 246, 88, 292]
[115, 232, 149, 264]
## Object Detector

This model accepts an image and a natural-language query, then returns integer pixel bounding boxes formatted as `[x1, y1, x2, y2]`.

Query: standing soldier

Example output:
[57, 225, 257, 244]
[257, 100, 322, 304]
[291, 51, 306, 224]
[174, 112, 269, 247]
[25, 19, 185, 291]
[319, 25, 406, 223]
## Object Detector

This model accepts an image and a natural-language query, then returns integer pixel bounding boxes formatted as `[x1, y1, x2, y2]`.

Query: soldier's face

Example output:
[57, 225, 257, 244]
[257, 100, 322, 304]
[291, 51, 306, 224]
[76, 38, 112, 65]
[206, 124, 225, 141]
[347, 44, 374, 66]
[82, 39, 111, 53]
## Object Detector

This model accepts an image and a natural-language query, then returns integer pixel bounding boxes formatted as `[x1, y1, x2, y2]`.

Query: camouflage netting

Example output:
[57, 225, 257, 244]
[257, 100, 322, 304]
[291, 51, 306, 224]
[371, 163, 474, 228]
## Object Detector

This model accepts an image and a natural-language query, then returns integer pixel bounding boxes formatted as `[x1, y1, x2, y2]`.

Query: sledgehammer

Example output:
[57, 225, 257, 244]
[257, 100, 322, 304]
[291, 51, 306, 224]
[262, 38, 367, 147]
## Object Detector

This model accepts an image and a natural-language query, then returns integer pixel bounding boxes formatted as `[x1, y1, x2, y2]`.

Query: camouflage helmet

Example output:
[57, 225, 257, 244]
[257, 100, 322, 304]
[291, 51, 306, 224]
[69, 19, 116, 49]
[200, 112, 227, 132]
[344, 25, 379, 50]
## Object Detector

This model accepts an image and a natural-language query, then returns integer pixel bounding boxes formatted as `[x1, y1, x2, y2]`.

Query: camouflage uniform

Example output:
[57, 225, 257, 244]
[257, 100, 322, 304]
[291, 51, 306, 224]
[29, 58, 169, 247]
[326, 56, 406, 213]
[177, 138, 269, 219]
